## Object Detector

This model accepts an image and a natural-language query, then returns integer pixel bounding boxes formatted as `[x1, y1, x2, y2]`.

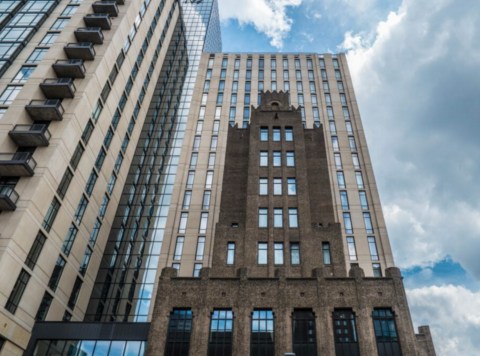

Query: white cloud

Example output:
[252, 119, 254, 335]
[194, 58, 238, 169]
[407, 285, 480, 355]
[341, 0, 480, 279]
[218, 0, 302, 48]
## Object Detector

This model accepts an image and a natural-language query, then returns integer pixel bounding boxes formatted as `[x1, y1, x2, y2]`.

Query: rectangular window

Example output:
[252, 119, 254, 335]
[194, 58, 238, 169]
[25, 232, 46, 270]
[272, 127, 281, 141]
[186, 171, 195, 189]
[333, 309, 359, 353]
[288, 208, 299, 228]
[322, 242, 331, 265]
[42, 198, 60, 232]
[347, 237, 357, 260]
[208, 309, 234, 355]
[205, 171, 213, 189]
[286, 151, 295, 167]
[332, 136, 340, 151]
[259, 178, 268, 195]
[0, 85, 21, 105]
[352, 153, 360, 169]
[174, 237, 185, 261]
[363, 212, 374, 233]
[284, 81, 290, 92]
[346, 121, 353, 134]
[251, 310, 274, 355]
[287, 178, 297, 195]
[183, 191, 192, 210]
[273, 151, 281, 166]
[257, 243, 268, 265]
[260, 127, 268, 141]
[192, 136, 200, 151]
[202, 191, 211, 210]
[334, 153, 342, 169]
[190, 153, 198, 169]
[373, 263, 382, 277]
[12, 66, 35, 84]
[285, 127, 293, 141]
[349, 136, 357, 151]
[79, 246, 92, 276]
[227, 242, 235, 265]
[39, 32, 59, 46]
[359, 191, 369, 210]
[196, 237, 205, 260]
[340, 191, 349, 210]
[274, 243, 284, 265]
[368, 237, 379, 261]
[68, 277, 83, 309]
[62, 224, 78, 256]
[290, 243, 300, 265]
[259, 208, 268, 228]
[69, 143, 83, 168]
[337, 171, 345, 189]
[273, 178, 282, 195]
[74, 195, 88, 225]
[274, 208, 283, 227]
[292, 310, 317, 355]
[260, 151, 268, 166]
[48, 256, 66, 291]
[343, 213, 353, 234]
[178, 213, 188, 233]
[199, 213, 208, 234]
[271, 81, 277, 91]
[85, 171, 98, 196]
[210, 136, 218, 151]
[35, 292, 53, 321]
[193, 264, 202, 277]
[355, 172, 364, 188]
[372, 309, 400, 356]
[5, 269, 30, 314]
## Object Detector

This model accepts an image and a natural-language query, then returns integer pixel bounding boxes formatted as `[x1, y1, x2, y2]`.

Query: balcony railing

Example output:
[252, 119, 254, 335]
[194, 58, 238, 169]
[25, 99, 65, 121]
[74, 27, 104, 44]
[83, 14, 112, 30]
[40, 78, 76, 99]
[52, 59, 86, 78]
[0, 152, 37, 176]
[92, 1, 119, 17]
[9, 124, 51, 147]
[64, 42, 96, 61]
[0, 185, 19, 211]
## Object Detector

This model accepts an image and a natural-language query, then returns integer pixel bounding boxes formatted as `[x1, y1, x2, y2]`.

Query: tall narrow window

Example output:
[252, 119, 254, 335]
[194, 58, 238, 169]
[48, 256, 66, 291]
[349, 136, 357, 151]
[340, 191, 349, 210]
[42, 198, 61, 232]
[273, 151, 281, 166]
[202, 191, 211, 210]
[74, 195, 88, 224]
[368, 237, 379, 261]
[193, 264, 202, 277]
[363, 212, 374, 233]
[355, 172, 364, 189]
[347, 237, 357, 260]
[25, 232, 46, 270]
[227, 242, 235, 265]
[259, 208, 268, 228]
[251, 310, 274, 356]
[190, 153, 198, 169]
[372, 309, 401, 356]
[259, 178, 268, 195]
[183, 191, 192, 210]
[208, 310, 233, 356]
[178, 213, 188, 233]
[196, 237, 205, 260]
[290, 243, 300, 265]
[260, 151, 268, 166]
[165, 309, 193, 356]
[208, 153, 216, 169]
[343, 213, 353, 233]
[322, 242, 331, 265]
[79, 246, 92, 276]
[272, 127, 281, 141]
[260, 127, 268, 141]
[35, 292, 53, 321]
[289, 208, 299, 228]
[200, 213, 209, 234]
[186, 171, 195, 189]
[337, 172, 345, 189]
[205, 171, 214, 189]
[274, 243, 284, 265]
[67, 277, 82, 309]
[273, 178, 282, 195]
[333, 309, 359, 355]
[332, 136, 340, 151]
[174, 237, 185, 261]
[285, 127, 293, 141]
[373, 263, 382, 277]
[258, 243, 268, 265]
[287, 178, 297, 195]
[359, 191, 369, 210]
[334, 153, 342, 169]
[5, 269, 30, 314]
[352, 154, 360, 169]
[292, 310, 317, 356]
[274, 208, 283, 227]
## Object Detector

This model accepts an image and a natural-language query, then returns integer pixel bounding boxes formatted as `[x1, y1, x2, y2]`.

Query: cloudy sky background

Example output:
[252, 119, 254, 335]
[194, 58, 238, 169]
[218, 0, 480, 354]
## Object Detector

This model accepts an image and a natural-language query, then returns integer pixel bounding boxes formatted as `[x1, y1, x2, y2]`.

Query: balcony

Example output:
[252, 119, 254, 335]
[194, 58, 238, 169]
[92, 1, 119, 17]
[52, 59, 86, 78]
[74, 27, 104, 44]
[0, 186, 19, 211]
[83, 14, 112, 30]
[9, 124, 51, 147]
[64, 42, 96, 61]
[0, 152, 37, 177]
[40, 78, 76, 99]
[116, 0, 125, 4]
[25, 100, 64, 121]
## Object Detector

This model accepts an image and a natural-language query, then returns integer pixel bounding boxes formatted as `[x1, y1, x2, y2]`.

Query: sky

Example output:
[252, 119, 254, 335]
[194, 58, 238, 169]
[217, 0, 480, 354]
